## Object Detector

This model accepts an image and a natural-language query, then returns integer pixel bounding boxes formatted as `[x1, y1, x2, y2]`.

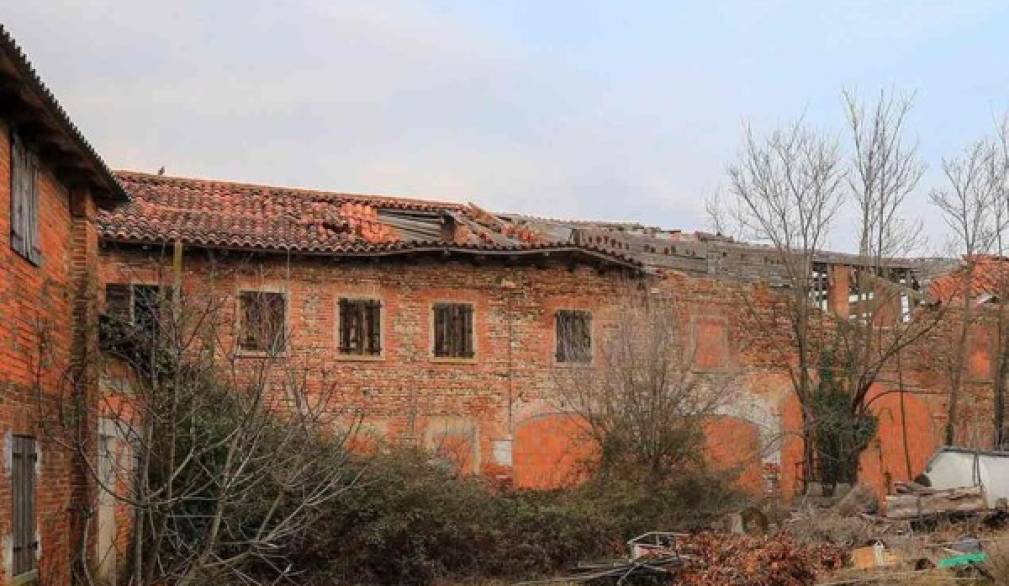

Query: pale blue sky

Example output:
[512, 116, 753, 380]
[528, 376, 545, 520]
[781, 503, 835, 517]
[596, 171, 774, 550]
[7, 1, 1009, 251]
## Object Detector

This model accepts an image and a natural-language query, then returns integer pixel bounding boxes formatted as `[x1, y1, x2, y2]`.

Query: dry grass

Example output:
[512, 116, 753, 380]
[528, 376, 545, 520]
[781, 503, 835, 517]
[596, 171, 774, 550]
[984, 538, 1009, 585]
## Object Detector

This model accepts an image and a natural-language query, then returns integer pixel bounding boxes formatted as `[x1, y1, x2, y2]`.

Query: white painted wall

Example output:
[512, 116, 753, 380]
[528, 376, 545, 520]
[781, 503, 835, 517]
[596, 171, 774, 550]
[924, 449, 1009, 508]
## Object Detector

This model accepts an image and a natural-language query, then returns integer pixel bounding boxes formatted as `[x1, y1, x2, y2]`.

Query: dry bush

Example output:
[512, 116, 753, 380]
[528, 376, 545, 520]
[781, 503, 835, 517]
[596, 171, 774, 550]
[985, 539, 1009, 585]
[552, 285, 738, 484]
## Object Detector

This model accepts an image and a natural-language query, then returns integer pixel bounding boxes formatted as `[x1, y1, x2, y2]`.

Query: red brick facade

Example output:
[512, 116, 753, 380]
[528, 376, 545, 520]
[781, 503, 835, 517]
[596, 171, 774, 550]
[0, 117, 89, 584]
[0, 25, 127, 584]
[96, 246, 805, 496]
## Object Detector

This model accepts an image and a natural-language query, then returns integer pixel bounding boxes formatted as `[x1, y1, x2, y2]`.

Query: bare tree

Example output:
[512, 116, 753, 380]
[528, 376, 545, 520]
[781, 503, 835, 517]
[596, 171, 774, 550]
[38, 254, 360, 585]
[722, 119, 845, 485]
[822, 90, 941, 481]
[551, 286, 736, 483]
[930, 132, 1006, 445]
[983, 116, 1009, 448]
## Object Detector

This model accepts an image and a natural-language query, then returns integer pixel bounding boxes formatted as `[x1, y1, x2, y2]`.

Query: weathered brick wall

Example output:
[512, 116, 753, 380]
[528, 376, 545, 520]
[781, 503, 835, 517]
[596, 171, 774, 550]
[103, 242, 1005, 506]
[98, 247, 804, 496]
[0, 118, 90, 584]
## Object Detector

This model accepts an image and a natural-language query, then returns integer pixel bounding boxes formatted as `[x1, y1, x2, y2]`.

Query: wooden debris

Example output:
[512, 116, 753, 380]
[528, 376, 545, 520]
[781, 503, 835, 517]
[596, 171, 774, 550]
[885, 485, 986, 519]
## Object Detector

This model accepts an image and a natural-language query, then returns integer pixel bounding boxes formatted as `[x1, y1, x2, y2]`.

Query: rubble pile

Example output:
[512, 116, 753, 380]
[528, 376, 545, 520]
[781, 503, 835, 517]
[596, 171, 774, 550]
[674, 533, 846, 585]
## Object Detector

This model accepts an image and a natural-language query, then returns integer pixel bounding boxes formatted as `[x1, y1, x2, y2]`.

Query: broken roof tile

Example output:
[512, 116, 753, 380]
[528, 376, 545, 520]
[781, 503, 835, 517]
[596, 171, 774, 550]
[98, 171, 644, 269]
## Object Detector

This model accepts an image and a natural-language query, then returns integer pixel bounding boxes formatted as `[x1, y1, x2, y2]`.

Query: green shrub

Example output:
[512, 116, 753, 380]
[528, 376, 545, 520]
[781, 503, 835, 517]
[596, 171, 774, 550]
[293, 448, 742, 585]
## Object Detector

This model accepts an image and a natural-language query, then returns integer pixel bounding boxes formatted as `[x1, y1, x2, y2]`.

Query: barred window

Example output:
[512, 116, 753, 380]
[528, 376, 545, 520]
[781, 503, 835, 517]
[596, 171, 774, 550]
[10, 130, 40, 264]
[339, 298, 382, 355]
[239, 291, 286, 353]
[433, 303, 474, 358]
[556, 310, 592, 363]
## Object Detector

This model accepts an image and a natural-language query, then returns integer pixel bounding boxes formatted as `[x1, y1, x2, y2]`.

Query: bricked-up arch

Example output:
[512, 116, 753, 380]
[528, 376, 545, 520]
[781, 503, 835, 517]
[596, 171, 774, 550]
[513, 413, 593, 489]
[423, 417, 481, 475]
[703, 415, 765, 495]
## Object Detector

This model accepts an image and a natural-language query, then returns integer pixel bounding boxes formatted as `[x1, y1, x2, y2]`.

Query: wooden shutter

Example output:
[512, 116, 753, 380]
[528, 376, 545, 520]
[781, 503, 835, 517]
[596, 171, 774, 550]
[9, 131, 39, 264]
[340, 298, 377, 355]
[460, 304, 473, 357]
[365, 300, 382, 355]
[450, 305, 461, 356]
[433, 304, 447, 356]
[11, 436, 37, 577]
[10, 131, 27, 259]
[240, 292, 261, 351]
[265, 292, 286, 353]
[26, 149, 39, 263]
[433, 303, 472, 358]
[338, 299, 352, 352]
[556, 312, 568, 362]
[557, 310, 591, 363]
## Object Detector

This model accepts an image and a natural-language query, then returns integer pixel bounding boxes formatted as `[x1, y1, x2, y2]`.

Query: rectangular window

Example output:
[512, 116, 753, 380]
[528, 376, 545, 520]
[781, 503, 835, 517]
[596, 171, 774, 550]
[10, 130, 40, 264]
[556, 310, 592, 363]
[433, 303, 474, 358]
[239, 291, 286, 353]
[339, 298, 382, 356]
[105, 283, 162, 338]
[11, 435, 37, 578]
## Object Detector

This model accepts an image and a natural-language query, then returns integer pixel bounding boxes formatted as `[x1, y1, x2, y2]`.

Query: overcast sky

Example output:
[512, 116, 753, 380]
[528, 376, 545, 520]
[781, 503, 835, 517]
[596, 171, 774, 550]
[7, 1, 1009, 252]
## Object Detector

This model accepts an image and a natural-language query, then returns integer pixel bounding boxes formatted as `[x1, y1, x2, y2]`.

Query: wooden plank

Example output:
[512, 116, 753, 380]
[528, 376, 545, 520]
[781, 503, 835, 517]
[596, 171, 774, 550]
[885, 486, 986, 519]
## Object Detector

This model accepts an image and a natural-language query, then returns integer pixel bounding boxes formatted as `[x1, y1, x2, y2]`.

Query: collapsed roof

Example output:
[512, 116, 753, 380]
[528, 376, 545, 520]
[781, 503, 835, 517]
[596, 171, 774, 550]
[500, 214, 953, 286]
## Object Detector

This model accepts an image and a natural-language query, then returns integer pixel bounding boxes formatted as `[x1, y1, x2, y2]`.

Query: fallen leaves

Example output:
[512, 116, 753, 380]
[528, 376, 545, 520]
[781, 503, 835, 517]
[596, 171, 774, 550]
[674, 533, 847, 585]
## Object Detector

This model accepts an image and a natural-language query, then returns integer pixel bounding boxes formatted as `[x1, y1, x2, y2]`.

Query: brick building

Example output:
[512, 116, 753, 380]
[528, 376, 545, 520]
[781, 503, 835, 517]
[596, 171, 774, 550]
[2, 21, 1008, 585]
[0, 26, 128, 585]
[92, 171, 941, 500]
[96, 170, 996, 505]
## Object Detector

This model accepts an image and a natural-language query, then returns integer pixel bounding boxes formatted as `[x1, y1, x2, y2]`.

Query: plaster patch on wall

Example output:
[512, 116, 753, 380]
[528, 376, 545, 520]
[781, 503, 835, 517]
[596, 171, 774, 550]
[492, 439, 513, 466]
[2, 533, 11, 578]
[715, 392, 782, 466]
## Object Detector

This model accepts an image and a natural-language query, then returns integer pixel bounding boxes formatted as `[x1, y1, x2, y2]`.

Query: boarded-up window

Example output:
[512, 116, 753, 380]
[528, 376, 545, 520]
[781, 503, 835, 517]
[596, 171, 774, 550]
[556, 310, 592, 363]
[692, 319, 729, 370]
[239, 291, 286, 353]
[11, 435, 37, 578]
[105, 283, 162, 339]
[10, 130, 40, 264]
[433, 303, 474, 358]
[339, 298, 382, 355]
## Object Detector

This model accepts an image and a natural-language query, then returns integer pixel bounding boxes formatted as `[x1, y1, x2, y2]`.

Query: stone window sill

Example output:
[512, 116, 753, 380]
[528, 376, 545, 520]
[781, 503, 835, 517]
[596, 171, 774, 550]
[10, 569, 38, 586]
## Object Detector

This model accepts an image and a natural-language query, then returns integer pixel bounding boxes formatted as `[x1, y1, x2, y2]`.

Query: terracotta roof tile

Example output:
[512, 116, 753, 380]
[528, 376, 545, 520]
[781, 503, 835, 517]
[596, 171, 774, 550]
[928, 256, 1009, 302]
[99, 171, 643, 269]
